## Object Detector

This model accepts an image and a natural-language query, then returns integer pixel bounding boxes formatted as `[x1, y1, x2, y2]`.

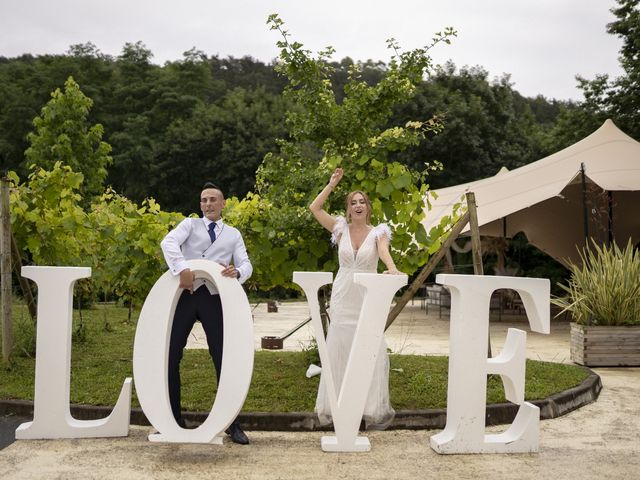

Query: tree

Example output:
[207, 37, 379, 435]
[24, 76, 112, 199]
[0, 47, 116, 179]
[9, 162, 183, 318]
[63, 42, 115, 112]
[9, 163, 89, 268]
[88, 189, 183, 318]
[391, 62, 544, 188]
[546, 0, 640, 151]
[149, 86, 289, 213]
[162, 48, 225, 105]
[10, 77, 184, 311]
[598, 0, 639, 137]
[225, 15, 458, 289]
[0, 56, 56, 178]
[208, 55, 287, 94]
[0, 39, 571, 216]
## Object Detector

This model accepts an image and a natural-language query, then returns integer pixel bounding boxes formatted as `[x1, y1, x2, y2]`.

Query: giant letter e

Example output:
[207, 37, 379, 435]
[430, 274, 550, 454]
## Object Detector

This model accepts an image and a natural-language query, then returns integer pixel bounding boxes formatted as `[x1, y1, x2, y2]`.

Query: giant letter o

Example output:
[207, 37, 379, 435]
[133, 260, 254, 443]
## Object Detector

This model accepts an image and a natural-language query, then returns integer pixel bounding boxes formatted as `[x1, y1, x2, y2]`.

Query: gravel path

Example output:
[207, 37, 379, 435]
[1, 367, 638, 480]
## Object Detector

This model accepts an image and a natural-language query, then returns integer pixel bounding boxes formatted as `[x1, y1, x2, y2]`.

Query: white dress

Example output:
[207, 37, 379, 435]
[315, 216, 395, 429]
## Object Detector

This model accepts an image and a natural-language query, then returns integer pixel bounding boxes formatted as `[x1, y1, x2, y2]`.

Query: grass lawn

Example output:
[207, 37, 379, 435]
[0, 303, 589, 412]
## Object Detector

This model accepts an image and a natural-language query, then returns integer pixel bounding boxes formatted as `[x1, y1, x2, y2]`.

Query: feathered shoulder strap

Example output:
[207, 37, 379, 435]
[331, 215, 348, 245]
[373, 223, 392, 241]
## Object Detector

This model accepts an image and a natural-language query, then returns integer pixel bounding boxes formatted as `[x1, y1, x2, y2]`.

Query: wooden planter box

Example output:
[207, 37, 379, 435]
[570, 322, 640, 367]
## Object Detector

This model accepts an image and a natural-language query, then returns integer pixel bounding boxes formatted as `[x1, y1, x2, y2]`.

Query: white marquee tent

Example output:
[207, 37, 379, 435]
[422, 119, 640, 266]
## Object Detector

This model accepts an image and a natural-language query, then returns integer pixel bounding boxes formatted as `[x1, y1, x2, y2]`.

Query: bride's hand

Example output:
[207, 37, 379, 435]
[383, 268, 403, 275]
[329, 168, 343, 188]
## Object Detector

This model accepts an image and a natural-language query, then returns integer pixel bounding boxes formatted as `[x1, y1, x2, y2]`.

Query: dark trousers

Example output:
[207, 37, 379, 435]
[168, 286, 239, 428]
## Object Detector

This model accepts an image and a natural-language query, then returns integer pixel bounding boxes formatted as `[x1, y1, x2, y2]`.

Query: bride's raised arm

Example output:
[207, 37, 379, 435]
[309, 168, 344, 232]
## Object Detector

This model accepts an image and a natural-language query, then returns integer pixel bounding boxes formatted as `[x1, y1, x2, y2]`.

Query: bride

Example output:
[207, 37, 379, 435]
[309, 167, 402, 429]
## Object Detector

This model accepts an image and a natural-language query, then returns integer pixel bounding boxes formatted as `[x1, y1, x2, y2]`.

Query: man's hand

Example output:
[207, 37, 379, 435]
[179, 268, 195, 292]
[221, 264, 240, 279]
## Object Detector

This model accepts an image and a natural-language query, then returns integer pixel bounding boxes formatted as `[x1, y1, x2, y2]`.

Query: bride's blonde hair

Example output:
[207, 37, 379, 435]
[345, 190, 372, 224]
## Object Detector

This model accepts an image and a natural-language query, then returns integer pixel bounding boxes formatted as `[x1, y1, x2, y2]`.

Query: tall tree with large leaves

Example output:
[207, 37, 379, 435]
[226, 15, 458, 289]
[24, 76, 112, 199]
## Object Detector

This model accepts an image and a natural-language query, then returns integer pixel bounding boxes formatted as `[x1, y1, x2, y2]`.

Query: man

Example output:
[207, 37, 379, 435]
[160, 182, 252, 444]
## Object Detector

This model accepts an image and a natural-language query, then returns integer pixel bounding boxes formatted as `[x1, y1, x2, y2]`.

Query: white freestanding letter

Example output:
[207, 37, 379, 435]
[133, 260, 254, 444]
[430, 274, 550, 454]
[294, 271, 407, 452]
[16, 266, 132, 439]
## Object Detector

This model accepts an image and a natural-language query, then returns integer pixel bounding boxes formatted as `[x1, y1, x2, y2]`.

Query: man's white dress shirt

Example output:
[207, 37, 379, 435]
[161, 217, 252, 294]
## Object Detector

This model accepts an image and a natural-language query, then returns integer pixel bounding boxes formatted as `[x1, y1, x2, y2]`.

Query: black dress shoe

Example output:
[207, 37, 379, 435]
[225, 424, 249, 445]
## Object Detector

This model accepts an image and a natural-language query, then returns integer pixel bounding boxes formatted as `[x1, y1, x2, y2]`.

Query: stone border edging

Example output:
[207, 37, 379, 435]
[0, 369, 602, 431]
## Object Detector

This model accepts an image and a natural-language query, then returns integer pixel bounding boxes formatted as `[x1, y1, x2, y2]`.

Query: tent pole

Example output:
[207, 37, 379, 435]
[466, 192, 484, 276]
[1, 176, 12, 364]
[385, 211, 470, 330]
[608, 191, 613, 247]
[580, 162, 589, 242]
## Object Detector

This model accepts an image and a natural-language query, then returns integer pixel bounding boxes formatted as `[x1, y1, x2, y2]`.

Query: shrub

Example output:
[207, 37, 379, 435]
[552, 240, 640, 326]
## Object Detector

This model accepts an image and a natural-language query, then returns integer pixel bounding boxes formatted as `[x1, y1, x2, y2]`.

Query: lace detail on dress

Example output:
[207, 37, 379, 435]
[372, 223, 392, 242]
[331, 215, 348, 245]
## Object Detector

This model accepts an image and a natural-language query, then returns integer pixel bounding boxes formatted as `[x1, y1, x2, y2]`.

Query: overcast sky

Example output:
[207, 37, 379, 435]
[0, 0, 625, 100]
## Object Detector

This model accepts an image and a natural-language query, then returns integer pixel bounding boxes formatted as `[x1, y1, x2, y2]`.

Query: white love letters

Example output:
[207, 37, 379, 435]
[293, 271, 408, 452]
[16, 267, 132, 440]
[13, 263, 552, 455]
[15, 261, 254, 445]
[133, 260, 254, 444]
[429, 274, 550, 454]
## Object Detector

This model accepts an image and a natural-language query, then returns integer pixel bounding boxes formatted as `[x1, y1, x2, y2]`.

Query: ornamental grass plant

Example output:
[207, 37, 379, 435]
[553, 240, 640, 326]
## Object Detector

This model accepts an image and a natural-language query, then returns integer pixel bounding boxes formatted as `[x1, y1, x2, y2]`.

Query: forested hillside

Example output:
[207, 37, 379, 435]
[0, 42, 569, 214]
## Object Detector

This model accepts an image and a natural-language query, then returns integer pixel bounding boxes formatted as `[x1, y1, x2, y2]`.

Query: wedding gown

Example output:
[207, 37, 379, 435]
[315, 216, 395, 429]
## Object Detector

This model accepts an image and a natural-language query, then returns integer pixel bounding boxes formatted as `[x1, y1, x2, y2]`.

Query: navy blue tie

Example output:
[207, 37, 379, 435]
[208, 222, 216, 243]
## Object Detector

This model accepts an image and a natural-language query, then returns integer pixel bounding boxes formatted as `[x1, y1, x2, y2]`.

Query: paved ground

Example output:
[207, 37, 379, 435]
[1, 302, 639, 479]
[0, 415, 28, 450]
[188, 302, 573, 363]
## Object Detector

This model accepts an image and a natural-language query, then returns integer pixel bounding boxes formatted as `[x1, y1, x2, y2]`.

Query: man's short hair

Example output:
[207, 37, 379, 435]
[202, 182, 224, 196]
